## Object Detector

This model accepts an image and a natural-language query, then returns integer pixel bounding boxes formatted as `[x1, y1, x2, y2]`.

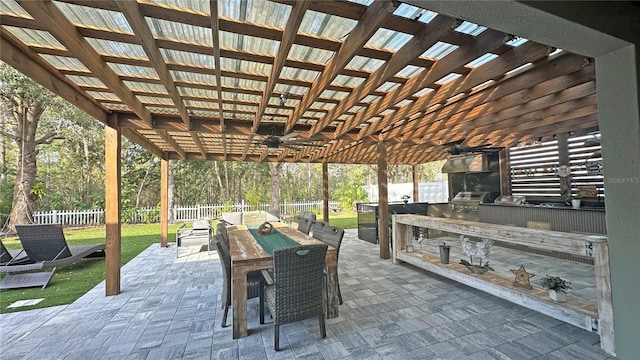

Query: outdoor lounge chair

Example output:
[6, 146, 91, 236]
[1, 238, 57, 290]
[15, 224, 105, 268]
[0, 262, 57, 290]
[176, 219, 212, 257]
[0, 238, 29, 265]
[0, 224, 105, 290]
[260, 244, 328, 351]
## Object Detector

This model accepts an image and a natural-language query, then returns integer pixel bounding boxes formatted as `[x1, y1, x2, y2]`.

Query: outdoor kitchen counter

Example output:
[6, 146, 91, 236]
[482, 203, 605, 211]
[478, 203, 606, 234]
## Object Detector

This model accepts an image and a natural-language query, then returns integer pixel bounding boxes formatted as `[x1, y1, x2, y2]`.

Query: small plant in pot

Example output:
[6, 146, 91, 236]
[541, 275, 571, 302]
[566, 191, 582, 208]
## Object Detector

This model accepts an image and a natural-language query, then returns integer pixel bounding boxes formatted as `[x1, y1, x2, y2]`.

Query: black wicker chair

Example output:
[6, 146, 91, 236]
[313, 224, 345, 304]
[214, 234, 263, 327]
[260, 244, 328, 351]
[301, 211, 317, 222]
[296, 217, 314, 235]
[310, 221, 326, 239]
[216, 222, 230, 251]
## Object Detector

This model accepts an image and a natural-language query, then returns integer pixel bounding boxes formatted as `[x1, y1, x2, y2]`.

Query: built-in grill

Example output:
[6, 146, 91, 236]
[493, 195, 526, 206]
[450, 191, 494, 221]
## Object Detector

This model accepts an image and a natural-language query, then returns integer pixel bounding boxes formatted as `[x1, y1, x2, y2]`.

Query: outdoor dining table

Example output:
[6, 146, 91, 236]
[228, 221, 339, 339]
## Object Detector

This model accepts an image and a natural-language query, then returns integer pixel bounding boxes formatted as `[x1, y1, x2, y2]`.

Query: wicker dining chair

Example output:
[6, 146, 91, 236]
[296, 217, 314, 235]
[216, 222, 230, 251]
[310, 221, 327, 239]
[214, 234, 263, 327]
[313, 224, 345, 304]
[260, 244, 328, 351]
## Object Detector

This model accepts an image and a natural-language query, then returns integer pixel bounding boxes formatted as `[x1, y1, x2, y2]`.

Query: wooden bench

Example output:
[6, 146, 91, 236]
[392, 214, 614, 355]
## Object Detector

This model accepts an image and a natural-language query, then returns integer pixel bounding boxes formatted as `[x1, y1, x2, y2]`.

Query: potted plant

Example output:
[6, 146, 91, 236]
[540, 275, 571, 302]
[567, 192, 581, 209]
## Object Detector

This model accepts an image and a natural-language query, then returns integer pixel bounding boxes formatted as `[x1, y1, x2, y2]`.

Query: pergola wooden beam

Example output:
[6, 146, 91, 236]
[0, 30, 108, 124]
[411, 62, 595, 144]
[305, 38, 550, 162]
[157, 130, 186, 159]
[333, 28, 509, 140]
[210, 0, 226, 143]
[253, 1, 309, 131]
[382, 54, 591, 142]
[305, 28, 509, 162]
[121, 128, 166, 159]
[16, 0, 153, 127]
[116, 0, 191, 130]
[361, 42, 553, 140]
[309, 14, 456, 136]
[284, 0, 397, 133]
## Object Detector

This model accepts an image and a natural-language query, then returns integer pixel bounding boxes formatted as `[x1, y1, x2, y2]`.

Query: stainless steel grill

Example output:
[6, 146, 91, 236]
[494, 195, 526, 206]
[450, 191, 494, 221]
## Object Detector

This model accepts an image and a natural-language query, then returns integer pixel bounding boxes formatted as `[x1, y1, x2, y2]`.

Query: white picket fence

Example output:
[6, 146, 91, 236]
[33, 200, 339, 226]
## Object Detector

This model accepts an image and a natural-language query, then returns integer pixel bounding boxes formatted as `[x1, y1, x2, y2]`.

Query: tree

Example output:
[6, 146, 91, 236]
[332, 164, 371, 211]
[0, 63, 63, 231]
[268, 162, 282, 211]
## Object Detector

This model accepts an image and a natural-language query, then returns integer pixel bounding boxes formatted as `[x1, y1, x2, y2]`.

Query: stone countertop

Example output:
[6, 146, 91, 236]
[479, 203, 605, 212]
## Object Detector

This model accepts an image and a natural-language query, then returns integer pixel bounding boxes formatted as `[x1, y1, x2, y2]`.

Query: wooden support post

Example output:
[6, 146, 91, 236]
[592, 240, 615, 355]
[377, 142, 390, 259]
[160, 158, 168, 247]
[104, 119, 121, 296]
[322, 162, 329, 223]
[392, 216, 411, 264]
[412, 164, 419, 202]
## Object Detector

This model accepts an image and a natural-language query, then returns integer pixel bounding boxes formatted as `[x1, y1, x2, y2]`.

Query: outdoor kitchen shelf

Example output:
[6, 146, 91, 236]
[396, 249, 597, 325]
[392, 214, 614, 355]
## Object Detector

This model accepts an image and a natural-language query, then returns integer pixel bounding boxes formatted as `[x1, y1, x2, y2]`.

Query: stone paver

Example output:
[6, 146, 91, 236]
[0, 229, 616, 359]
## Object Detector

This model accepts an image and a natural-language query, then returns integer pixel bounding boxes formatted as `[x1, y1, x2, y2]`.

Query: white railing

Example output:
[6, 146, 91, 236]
[33, 200, 340, 226]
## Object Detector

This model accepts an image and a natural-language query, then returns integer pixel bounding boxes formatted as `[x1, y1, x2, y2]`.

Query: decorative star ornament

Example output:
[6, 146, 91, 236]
[511, 265, 535, 289]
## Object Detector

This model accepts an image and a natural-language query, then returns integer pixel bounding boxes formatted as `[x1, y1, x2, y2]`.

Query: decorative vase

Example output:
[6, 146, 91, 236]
[571, 199, 581, 209]
[439, 243, 450, 264]
[548, 289, 567, 302]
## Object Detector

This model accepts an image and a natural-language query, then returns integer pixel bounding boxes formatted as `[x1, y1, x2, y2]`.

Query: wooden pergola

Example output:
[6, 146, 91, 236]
[1, 0, 599, 290]
[3, 1, 640, 357]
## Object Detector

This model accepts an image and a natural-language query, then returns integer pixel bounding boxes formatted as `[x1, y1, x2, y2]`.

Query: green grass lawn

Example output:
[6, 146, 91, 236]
[0, 215, 356, 314]
[327, 212, 357, 229]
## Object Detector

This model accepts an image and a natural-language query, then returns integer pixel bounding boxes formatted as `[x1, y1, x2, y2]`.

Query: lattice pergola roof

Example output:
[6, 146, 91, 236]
[0, 0, 598, 164]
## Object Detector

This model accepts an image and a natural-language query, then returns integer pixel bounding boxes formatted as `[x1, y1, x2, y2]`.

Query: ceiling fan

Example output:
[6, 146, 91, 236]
[254, 131, 324, 151]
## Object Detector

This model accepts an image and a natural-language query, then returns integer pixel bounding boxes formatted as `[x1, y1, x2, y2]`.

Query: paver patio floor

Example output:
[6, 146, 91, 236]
[0, 229, 616, 359]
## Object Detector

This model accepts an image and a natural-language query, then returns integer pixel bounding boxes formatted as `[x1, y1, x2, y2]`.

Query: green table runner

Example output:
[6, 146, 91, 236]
[249, 227, 299, 255]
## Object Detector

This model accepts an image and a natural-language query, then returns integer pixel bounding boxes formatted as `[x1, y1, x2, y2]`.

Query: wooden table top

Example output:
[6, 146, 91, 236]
[228, 222, 335, 266]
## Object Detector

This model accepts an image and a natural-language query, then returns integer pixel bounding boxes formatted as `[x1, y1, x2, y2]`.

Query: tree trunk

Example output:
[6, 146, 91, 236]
[135, 157, 156, 207]
[7, 100, 44, 230]
[214, 161, 224, 202]
[223, 161, 230, 199]
[269, 162, 282, 211]
[306, 163, 312, 201]
[1, 116, 6, 182]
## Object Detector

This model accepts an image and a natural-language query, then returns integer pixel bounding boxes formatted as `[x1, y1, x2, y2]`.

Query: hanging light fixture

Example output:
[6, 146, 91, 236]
[279, 93, 288, 107]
